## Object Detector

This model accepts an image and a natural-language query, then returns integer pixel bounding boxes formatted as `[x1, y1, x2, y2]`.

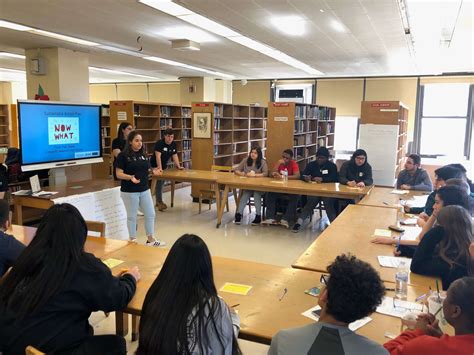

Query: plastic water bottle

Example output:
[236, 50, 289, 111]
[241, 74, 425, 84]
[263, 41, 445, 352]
[395, 261, 409, 299]
[283, 168, 288, 183]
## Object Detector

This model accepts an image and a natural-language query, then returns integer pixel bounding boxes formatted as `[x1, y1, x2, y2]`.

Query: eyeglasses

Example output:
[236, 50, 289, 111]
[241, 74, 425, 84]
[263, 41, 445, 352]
[320, 274, 329, 285]
[355, 156, 365, 160]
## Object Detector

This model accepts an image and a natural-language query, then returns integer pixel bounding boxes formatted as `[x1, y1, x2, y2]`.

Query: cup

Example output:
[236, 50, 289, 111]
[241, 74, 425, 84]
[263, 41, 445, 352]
[427, 292, 446, 318]
[400, 311, 421, 332]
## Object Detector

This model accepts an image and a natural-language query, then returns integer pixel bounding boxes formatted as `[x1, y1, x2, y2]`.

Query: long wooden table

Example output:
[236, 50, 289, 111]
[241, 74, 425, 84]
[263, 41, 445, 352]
[360, 187, 430, 209]
[13, 179, 119, 224]
[8, 224, 130, 259]
[292, 205, 437, 288]
[216, 175, 373, 227]
[104, 243, 436, 345]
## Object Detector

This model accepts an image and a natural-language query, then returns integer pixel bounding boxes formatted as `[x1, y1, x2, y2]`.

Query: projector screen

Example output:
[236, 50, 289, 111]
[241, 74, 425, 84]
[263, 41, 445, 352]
[18, 100, 103, 172]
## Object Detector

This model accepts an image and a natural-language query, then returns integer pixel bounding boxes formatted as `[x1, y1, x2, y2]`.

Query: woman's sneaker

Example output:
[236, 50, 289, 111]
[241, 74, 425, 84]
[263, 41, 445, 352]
[251, 215, 261, 225]
[146, 239, 166, 247]
[234, 213, 242, 224]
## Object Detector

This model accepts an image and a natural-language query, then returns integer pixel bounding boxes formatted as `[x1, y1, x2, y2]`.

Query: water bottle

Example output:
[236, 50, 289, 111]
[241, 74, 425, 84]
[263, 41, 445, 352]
[283, 168, 288, 183]
[395, 261, 409, 299]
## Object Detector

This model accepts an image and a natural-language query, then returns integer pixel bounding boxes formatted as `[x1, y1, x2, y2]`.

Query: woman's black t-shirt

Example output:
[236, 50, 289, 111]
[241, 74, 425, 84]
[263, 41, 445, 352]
[116, 151, 151, 193]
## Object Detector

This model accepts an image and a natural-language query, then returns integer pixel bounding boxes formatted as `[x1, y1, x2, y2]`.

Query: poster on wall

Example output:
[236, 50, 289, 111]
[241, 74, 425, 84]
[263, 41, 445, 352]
[193, 112, 211, 138]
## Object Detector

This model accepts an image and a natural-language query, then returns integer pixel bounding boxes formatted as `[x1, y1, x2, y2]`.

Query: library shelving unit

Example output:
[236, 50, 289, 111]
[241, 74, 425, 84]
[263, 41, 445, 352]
[190, 102, 267, 198]
[359, 101, 409, 186]
[109, 101, 192, 169]
[0, 105, 10, 149]
[266, 102, 336, 172]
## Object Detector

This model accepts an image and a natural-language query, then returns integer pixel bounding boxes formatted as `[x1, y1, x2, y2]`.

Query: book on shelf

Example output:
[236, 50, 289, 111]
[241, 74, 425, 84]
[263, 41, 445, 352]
[183, 161, 191, 169]
[101, 107, 110, 116]
[182, 107, 191, 118]
[182, 130, 190, 139]
[214, 106, 222, 117]
[160, 106, 171, 117]
[160, 118, 173, 129]
[214, 118, 221, 130]
[182, 140, 191, 150]
[213, 133, 220, 144]
[294, 120, 306, 134]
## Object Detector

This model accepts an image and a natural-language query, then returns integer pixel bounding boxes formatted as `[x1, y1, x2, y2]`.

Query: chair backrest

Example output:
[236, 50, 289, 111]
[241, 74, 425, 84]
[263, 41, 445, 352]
[85, 220, 106, 237]
[211, 165, 233, 173]
[25, 346, 45, 355]
[335, 159, 348, 171]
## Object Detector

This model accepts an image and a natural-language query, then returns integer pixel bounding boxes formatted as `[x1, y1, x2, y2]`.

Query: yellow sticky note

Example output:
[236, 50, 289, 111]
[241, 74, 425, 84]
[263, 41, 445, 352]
[103, 258, 124, 269]
[374, 229, 392, 237]
[220, 282, 252, 295]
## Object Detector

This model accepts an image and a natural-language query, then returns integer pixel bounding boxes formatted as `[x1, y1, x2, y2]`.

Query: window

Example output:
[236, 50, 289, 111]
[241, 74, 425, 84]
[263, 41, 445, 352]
[419, 83, 471, 159]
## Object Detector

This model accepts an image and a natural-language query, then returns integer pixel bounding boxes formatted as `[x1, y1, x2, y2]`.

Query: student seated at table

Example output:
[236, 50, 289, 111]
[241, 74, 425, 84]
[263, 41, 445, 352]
[406, 166, 464, 226]
[268, 254, 387, 355]
[262, 149, 301, 228]
[339, 149, 373, 188]
[410, 205, 473, 290]
[0, 200, 24, 278]
[137, 234, 241, 355]
[234, 146, 268, 225]
[0, 203, 139, 355]
[292, 147, 338, 233]
[447, 163, 474, 194]
[396, 154, 432, 192]
[384, 277, 474, 354]
[445, 178, 474, 215]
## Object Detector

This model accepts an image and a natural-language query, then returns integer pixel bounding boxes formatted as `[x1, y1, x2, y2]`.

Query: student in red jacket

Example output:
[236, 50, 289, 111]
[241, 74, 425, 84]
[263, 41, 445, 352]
[384, 276, 474, 355]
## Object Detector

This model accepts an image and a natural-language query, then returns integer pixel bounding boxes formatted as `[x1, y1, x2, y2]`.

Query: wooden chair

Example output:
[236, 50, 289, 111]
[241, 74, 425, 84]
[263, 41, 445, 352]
[198, 165, 233, 214]
[85, 220, 106, 237]
[25, 346, 45, 355]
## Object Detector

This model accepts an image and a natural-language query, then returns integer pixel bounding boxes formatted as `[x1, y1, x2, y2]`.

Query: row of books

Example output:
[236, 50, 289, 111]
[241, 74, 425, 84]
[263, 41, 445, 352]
[182, 150, 191, 161]
[295, 105, 334, 120]
[182, 130, 191, 139]
[101, 107, 110, 116]
[182, 140, 191, 150]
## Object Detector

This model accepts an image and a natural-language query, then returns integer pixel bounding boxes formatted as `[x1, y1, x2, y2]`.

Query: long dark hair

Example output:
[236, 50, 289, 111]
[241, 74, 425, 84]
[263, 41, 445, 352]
[437, 185, 470, 211]
[117, 121, 132, 141]
[0, 204, 95, 318]
[122, 130, 145, 157]
[137, 234, 241, 355]
[437, 206, 473, 271]
[246, 146, 263, 169]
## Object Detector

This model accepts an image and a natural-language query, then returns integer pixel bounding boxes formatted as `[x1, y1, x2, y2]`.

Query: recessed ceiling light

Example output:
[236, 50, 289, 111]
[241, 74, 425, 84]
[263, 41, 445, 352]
[0, 52, 26, 59]
[330, 19, 347, 33]
[270, 15, 306, 36]
[320, 9, 325, 13]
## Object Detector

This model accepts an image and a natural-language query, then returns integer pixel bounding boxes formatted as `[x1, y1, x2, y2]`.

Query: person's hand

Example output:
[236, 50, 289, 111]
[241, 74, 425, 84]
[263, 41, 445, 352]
[393, 249, 401, 256]
[131, 176, 140, 184]
[419, 212, 429, 221]
[303, 175, 311, 182]
[404, 205, 411, 213]
[152, 168, 163, 176]
[177, 165, 185, 170]
[272, 172, 282, 179]
[469, 242, 474, 258]
[356, 182, 365, 188]
[371, 237, 394, 245]
[277, 159, 285, 165]
[347, 181, 356, 187]
[425, 319, 443, 338]
[432, 209, 439, 218]
[401, 184, 411, 190]
[415, 313, 434, 334]
[313, 177, 323, 183]
[123, 266, 141, 282]
[247, 170, 256, 177]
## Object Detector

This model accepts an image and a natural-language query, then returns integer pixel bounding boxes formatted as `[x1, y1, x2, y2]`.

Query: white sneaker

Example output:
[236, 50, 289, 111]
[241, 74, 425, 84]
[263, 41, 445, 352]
[280, 219, 289, 229]
[146, 239, 166, 247]
[262, 218, 277, 225]
[137, 209, 144, 216]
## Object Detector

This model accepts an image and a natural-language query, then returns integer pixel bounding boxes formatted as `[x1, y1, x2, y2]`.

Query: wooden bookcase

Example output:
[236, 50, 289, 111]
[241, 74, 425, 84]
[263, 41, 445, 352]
[266, 102, 336, 172]
[0, 105, 10, 149]
[109, 101, 192, 169]
[191, 102, 267, 198]
[359, 101, 409, 186]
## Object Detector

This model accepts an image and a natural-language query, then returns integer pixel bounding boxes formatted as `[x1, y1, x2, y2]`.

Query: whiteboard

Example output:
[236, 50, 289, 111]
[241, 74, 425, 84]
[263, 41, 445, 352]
[359, 124, 399, 186]
[53, 186, 128, 240]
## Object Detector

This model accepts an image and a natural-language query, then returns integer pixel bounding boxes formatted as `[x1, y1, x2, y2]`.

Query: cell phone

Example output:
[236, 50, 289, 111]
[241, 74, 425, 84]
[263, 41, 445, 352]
[311, 308, 322, 317]
[304, 286, 321, 297]
[388, 224, 405, 233]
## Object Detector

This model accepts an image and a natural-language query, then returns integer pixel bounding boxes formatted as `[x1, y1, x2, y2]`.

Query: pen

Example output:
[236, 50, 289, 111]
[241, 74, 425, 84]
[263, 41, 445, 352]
[383, 201, 389, 206]
[396, 233, 402, 251]
[433, 306, 443, 317]
[230, 304, 240, 308]
[435, 280, 441, 302]
[279, 288, 288, 301]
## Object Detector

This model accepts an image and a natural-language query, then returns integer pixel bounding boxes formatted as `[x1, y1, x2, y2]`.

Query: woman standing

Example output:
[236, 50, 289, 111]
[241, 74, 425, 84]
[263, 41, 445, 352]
[112, 122, 133, 180]
[137, 234, 241, 355]
[234, 146, 268, 225]
[116, 131, 165, 246]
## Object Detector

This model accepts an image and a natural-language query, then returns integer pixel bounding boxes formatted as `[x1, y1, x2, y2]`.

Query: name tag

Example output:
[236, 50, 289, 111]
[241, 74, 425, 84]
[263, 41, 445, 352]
[359, 172, 364, 177]
[163, 147, 168, 152]
[322, 170, 328, 175]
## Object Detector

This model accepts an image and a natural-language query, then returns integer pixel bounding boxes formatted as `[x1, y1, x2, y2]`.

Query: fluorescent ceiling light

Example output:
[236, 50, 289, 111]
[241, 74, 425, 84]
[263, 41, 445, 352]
[330, 20, 347, 33]
[270, 16, 306, 36]
[89, 66, 161, 80]
[0, 52, 26, 59]
[0, 67, 25, 73]
[138, 0, 324, 75]
[0, 19, 98, 46]
[144, 56, 234, 78]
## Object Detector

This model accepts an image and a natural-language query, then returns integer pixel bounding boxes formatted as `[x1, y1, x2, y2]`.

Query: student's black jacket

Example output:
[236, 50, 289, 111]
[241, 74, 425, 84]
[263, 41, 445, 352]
[301, 161, 338, 183]
[411, 226, 469, 290]
[339, 160, 373, 186]
[0, 253, 136, 355]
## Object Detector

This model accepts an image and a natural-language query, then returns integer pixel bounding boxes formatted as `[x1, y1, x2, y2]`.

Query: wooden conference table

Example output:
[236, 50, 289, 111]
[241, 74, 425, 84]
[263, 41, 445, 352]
[8, 224, 130, 259]
[216, 175, 373, 227]
[106, 243, 434, 345]
[292, 204, 437, 288]
[360, 186, 429, 209]
[13, 179, 119, 225]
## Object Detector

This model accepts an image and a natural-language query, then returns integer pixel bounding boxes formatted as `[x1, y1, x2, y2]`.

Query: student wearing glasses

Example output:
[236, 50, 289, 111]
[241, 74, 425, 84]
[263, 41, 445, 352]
[339, 149, 373, 188]
[396, 154, 432, 192]
[269, 254, 387, 355]
[262, 149, 300, 228]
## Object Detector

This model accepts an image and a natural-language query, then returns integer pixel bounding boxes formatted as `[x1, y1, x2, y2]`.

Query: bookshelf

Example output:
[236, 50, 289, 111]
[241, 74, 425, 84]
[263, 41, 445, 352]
[191, 102, 267, 198]
[0, 105, 10, 149]
[359, 101, 409, 186]
[266, 102, 336, 172]
[109, 101, 192, 169]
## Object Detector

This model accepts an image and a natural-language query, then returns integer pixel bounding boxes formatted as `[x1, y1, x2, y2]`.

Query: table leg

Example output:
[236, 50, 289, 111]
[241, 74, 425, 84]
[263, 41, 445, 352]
[131, 315, 140, 341]
[150, 177, 157, 196]
[214, 183, 221, 215]
[115, 311, 129, 337]
[14, 201, 23, 225]
[171, 181, 175, 208]
[217, 185, 229, 228]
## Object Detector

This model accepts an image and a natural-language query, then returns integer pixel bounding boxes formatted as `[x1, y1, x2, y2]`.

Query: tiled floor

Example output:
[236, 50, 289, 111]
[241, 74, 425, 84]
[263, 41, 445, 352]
[93, 186, 325, 354]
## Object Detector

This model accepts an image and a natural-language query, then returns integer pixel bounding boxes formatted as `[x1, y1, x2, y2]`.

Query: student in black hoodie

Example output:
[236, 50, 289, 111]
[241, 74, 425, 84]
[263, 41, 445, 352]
[292, 147, 339, 232]
[0, 203, 139, 355]
[339, 149, 373, 187]
[0, 199, 24, 277]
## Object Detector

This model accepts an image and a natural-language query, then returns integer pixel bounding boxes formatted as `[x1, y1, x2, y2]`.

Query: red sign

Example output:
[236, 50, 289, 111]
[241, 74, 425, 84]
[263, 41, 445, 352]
[273, 102, 289, 107]
[193, 103, 210, 107]
[371, 103, 391, 107]
[112, 102, 127, 106]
